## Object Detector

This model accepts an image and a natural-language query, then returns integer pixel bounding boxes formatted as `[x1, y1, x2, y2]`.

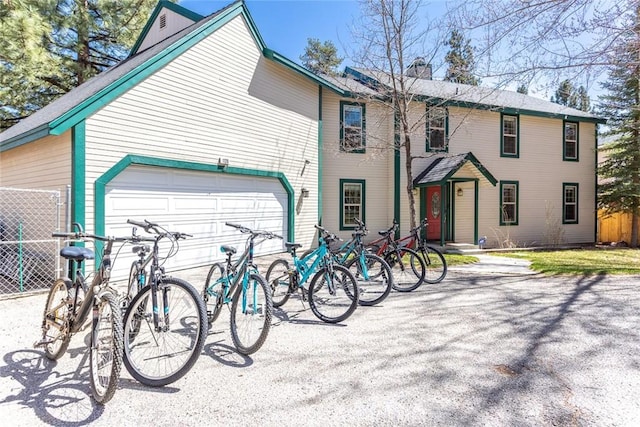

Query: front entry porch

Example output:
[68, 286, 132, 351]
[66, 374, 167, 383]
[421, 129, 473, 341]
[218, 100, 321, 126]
[413, 152, 497, 246]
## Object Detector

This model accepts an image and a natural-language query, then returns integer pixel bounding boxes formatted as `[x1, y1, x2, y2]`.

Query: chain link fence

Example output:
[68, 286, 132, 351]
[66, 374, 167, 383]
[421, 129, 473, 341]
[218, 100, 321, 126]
[0, 187, 62, 295]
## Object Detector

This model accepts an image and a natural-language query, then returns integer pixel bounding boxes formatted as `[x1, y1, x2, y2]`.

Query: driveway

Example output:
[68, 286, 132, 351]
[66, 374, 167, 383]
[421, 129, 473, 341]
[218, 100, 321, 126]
[0, 259, 639, 426]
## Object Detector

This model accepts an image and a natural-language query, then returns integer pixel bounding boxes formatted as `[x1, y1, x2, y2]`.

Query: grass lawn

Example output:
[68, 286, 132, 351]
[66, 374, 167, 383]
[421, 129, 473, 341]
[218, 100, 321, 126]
[493, 248, 640, 275]
[444, 253, 478, 266]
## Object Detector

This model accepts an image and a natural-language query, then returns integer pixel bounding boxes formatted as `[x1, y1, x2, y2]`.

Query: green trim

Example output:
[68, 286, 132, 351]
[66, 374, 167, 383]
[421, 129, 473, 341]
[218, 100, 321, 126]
[439, 184, 446, 247]
[594, 125, 599, 241]
[71, 121, 86, 233]
[499, 180, 519, 226]
[48, 1, 246, 135]
[563, 120, 579, 162]
[339, 100, 366, 153]
[474, 181, 479, 244]
[264, 48, 345, 95]
[500, 113, 520, 158]
[339, 179, 366, 231]
[393, 109, 401, 239]
[450, 183, 455, 242]
[426, 105, 448, 152]
[94, 155, 295, 242]
[419, 187, 426, 240]
[562, 182, 579, 224]
[0, 124, 50, 152]
[129, 0, 205, 56]
[318, 85, 323, 225]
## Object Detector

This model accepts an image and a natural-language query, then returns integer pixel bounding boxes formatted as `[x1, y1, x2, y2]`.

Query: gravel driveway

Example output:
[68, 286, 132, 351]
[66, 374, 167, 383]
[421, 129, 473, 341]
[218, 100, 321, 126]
[1, 260, 639, 426]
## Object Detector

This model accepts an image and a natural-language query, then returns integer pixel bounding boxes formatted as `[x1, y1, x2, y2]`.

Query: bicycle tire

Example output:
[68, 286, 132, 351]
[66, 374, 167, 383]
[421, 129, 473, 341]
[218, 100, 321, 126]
[265, 258, 292, 308]
[202, 262, 226, 327]
[420, 245, 447, 284]
[89, 291, 123, 404]
[344, 253, 392, 306]
[385, 247, 426, 292]
[230, 273, 273, 355]
[123, 277, 207, 387]
[41, 278, 72, 360]
[308, 264, 359, 323]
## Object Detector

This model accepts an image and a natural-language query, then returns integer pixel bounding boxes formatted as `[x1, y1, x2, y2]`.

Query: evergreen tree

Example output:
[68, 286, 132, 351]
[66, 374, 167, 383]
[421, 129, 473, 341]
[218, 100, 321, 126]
[597, 31, 640, 247]
[516, 84, 528, 94]
[444, 29, 479, 85]
[0, 0, 161, 131]
[550, 79, 591, 112]
[300, 38, 343, 75]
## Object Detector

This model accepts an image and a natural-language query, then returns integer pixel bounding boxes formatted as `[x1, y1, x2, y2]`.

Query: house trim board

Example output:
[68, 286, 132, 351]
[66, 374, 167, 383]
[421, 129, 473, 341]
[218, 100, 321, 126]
[318, 85, 323, 225]
[71, 122, 86, 235]
[93, 155, 296, 255]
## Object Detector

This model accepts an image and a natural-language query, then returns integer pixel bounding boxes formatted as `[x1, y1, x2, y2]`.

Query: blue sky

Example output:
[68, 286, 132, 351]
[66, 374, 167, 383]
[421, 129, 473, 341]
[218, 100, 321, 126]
[180, 0, 362, 67]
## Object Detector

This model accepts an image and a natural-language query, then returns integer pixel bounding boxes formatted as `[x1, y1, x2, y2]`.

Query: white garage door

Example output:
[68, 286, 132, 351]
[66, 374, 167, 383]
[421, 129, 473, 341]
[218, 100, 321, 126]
[104, 166, 287, 280]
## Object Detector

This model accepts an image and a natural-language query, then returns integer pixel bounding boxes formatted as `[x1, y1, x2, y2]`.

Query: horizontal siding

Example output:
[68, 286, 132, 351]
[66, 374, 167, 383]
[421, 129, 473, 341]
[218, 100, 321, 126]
[0, 132, 72, 191]
[85, 14, 319, 248]
[321, 91, 394, 241]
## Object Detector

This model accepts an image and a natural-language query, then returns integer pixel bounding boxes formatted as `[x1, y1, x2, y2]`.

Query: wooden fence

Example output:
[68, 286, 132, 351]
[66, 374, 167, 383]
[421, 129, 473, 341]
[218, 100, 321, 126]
[598, 210, 632, 243]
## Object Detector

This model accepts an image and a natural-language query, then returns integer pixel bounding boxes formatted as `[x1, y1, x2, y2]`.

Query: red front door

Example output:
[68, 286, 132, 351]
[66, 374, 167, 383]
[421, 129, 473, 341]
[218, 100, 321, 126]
[425, 186, 441, 241]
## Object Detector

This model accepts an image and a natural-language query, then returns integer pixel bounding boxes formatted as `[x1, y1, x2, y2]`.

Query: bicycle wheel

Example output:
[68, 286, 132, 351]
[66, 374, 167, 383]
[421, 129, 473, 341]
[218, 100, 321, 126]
[265, 258, 292, 307]
[344, 253, 392, 306]
[41, 279, 72, 360]
[123, 277, 207, 387]
[420, 245, 447, 284]
[385, 247, 426, 292]
[308, 264, 359, 323]
[202, 262, 226, 327]
[230, 273, 273, 355]
[89, 291, 123, 404]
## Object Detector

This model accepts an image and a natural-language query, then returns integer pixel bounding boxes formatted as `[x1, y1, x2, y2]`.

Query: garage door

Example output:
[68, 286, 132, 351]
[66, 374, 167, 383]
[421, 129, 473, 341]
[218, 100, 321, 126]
[104, 166, 287, 279]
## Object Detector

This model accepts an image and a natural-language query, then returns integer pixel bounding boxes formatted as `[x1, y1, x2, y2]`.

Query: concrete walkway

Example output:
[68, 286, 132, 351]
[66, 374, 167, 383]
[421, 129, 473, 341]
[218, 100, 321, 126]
[447, 254, 536, 276]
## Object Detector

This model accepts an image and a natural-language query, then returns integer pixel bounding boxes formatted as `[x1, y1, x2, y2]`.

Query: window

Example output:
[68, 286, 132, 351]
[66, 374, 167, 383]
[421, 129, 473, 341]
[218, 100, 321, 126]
[427, 107, 447, 151]
[340, 101, 365, 153]
[500, 181, 518, 225]
[340, 179, 365, 230]
[563, 183, 578, 223]
[501, 114, 519, 157]
[563, 121, 579, 161]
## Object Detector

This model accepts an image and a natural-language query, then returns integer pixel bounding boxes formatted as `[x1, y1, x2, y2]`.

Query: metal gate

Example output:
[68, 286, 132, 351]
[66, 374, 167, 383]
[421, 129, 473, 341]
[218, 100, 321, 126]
[0, 187, 62, 295]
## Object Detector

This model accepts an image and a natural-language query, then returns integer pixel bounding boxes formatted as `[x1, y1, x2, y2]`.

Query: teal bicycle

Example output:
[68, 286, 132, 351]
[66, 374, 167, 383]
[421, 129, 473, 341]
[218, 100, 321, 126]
[265, 225, 359, 323]
[331, 218, 392, 306]
[202, 222, 278, 355]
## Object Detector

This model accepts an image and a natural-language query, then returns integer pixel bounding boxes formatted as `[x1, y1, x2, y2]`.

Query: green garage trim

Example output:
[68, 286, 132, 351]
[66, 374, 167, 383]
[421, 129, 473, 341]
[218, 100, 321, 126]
[94, 154, 295, 243]
[71, 121, 86, 231]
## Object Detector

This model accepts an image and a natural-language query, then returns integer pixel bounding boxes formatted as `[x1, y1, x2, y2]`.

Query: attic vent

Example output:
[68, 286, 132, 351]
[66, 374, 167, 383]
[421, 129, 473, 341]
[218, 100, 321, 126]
[159, 13, 167, 29]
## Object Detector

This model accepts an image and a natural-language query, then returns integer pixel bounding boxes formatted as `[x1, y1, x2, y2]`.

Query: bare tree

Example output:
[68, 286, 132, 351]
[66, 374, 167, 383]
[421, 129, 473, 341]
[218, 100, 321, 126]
[345, 0, 448, 230]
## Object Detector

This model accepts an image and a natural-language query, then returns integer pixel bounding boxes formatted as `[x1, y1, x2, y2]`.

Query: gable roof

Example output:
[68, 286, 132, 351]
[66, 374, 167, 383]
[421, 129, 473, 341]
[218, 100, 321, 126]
[345, 67, 606, 124]
[0, 0, 346, 151]
[413, 152, 497, 187]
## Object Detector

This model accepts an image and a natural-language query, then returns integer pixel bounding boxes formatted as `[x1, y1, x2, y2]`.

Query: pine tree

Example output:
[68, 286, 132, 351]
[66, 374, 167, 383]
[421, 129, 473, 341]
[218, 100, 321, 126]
[0, 0, 160, 131]
[444, 29, 479, 85]
[550, 79, 591, 112]
[597, 27, 640, 247]
[300, 38, 343, 76]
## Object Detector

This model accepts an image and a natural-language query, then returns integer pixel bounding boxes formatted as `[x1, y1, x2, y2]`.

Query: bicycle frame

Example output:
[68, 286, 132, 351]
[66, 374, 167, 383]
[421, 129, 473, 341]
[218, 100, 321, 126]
[333, 232, 371, 281]
[291, 240, 331, 287]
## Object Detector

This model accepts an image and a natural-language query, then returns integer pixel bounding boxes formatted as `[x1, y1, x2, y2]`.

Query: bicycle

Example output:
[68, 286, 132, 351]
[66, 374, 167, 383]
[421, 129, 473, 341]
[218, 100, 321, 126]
[331, 218, 392, 306]
[201, 222, 277, 355]
[265, 224, 359, 323]
[34, 222, 125, 404]
[367, 220, 427, 292]
[122, 219, 207, 387]
[369, 218, 447, 284]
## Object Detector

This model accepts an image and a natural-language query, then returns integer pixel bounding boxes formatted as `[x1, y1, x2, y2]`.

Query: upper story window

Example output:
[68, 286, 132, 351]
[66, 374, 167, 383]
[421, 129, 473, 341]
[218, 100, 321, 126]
[340, 179, 366, 230]
[340, 101, 366, 153]
[500, 181, 519, 226]
[563, 121, 579, 161]
[427, 106, 447, 152]
[501, 114, 519, 157]
[563, 183, 578, 223]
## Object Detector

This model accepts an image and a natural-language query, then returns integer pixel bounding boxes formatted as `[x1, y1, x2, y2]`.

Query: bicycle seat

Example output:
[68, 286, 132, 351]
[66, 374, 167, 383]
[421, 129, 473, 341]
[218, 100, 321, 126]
[378, 230, 391, 236]
[285, 242, 302, 250]
[60, 246, 95, 261]
[220, 245, 237, 255]
[132, 245, 150, 254]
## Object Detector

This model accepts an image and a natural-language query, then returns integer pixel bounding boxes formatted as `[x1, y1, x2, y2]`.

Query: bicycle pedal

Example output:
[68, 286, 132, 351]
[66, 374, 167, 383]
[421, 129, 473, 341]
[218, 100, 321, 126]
[33, 338, 54, 348]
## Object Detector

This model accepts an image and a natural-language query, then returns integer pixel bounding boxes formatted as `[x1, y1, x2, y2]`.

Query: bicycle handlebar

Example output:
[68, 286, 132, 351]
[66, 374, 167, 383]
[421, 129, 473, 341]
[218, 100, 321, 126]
[225, 222, 283, 240]
[409, 218, 429, 234]
[52, 231, 130, 243]
[127, 219, 192, 240]
[314, 224, 342, 242]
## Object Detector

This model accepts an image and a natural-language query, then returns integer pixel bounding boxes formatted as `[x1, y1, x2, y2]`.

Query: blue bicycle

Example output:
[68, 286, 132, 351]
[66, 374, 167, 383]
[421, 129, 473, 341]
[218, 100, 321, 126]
[265, 225, 359, 323]
[202, 222, 278, 355]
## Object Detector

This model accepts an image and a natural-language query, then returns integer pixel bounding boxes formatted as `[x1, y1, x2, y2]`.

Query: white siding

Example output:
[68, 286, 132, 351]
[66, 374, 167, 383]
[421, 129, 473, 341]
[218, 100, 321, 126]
[83, 14, 320, 250]
[0, 132, 72, 191]
[136, 8, 197, 53]
[321, 92, 393, 242]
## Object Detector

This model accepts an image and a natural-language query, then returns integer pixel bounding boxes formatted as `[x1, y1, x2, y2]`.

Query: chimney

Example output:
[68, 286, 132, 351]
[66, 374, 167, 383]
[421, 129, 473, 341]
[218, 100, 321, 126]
[406, 57, 432, 79]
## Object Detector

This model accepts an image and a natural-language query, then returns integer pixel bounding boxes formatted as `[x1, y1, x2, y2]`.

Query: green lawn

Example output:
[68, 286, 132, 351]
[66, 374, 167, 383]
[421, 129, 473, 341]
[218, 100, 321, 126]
[493, 248, 640, 275]
[443, 253, 478, 266]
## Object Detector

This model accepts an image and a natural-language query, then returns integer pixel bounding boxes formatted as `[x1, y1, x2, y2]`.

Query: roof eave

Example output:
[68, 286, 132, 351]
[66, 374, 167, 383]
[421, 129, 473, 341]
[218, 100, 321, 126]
[0, 124, 51, 152]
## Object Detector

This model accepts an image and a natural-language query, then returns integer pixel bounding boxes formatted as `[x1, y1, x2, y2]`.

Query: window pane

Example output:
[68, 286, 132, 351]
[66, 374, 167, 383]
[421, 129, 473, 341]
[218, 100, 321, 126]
[565, 141, 576, 158]
[564, 205, 576, 221]
[502, 204, 516, 223]
[503, 116, 517, 135]
[565, 187, 576, 203]
[344, 106, 362, 128]
[503, 185, 515, 203]
[343, 183, 362, 227]
[565, 123, 577, 141]
[503, 136, 516, 154]
[430, 129, 445, 149]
